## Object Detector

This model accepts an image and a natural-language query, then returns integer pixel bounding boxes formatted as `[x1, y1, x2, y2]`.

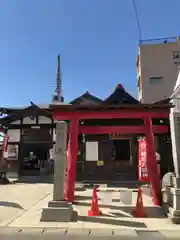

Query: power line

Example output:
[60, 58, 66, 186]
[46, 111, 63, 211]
[132, 0, 142, 42]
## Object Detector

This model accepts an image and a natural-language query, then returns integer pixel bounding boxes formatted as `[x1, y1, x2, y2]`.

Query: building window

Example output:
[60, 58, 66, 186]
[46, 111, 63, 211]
[172, 51, 180, 60]
[149, 76, 163, 85]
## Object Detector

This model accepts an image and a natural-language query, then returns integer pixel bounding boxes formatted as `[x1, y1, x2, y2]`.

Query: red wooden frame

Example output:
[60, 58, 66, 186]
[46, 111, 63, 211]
[54, 110, 169, 121]
[53, 106, 171, 204]
[79, 125, 168, 134]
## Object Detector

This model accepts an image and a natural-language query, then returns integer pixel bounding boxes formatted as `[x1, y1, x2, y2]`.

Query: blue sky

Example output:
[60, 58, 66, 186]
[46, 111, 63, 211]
[0, 0, 179, 106]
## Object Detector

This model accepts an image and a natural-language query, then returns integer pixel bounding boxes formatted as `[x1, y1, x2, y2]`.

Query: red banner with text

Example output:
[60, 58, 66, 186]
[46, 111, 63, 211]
[2, 134, 9, 152]
[138, 138, 149, 182]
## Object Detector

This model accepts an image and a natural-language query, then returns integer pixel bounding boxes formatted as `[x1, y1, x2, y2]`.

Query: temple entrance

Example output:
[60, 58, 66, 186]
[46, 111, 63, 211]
[21, 143, 49, 176]
[83, 135, 135, 182]
[112, 139, 131, 161]
[110, 137, 133, 181]
[20, 128, 52, 176]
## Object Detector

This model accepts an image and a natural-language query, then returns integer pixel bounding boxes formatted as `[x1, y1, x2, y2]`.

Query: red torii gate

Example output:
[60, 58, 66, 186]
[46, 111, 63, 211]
[51, 103, 172, 206]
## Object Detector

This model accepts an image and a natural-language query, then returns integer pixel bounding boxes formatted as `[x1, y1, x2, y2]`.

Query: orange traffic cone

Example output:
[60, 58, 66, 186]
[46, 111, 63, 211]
[88, 187, 101, 216]
[132, 187, 147, 218]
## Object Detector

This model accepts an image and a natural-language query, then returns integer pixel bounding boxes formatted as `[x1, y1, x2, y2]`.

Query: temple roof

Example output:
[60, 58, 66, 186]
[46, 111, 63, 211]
[0, 102, 52, 125]
[70, 84, 139, 105]
[69, 91, 103, 105]
[104, 84, 139, 104]
[0, 84, 160, 116]
[0, 103, 51, 115]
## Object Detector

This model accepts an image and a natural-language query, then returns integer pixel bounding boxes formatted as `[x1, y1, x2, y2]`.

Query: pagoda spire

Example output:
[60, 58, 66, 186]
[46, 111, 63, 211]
[52, 54, 64, 103]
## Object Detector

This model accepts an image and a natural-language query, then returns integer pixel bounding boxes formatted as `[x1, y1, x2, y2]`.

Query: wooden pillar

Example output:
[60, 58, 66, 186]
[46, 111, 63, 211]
[64, 133, 71, 201]
[144, 116, 161, 206]
[65, 118, 78, 202]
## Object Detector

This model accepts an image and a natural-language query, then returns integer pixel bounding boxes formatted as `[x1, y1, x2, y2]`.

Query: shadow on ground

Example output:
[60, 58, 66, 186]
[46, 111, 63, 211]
[82, 182, 148, 189]
[14, 177, 85, 191]
[75, 195, 97, 201]
[14, 175, 53, 184]
[73, 202, 166, 219]
[0, 177, 14, 185]
[72, 213, 147, 228]
[0, 201, 24, 209]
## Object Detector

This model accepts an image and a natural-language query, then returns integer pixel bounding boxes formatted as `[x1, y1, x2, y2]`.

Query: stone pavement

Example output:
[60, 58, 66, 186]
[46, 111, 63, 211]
[1, 181, 180, 232]
[0, 227, 180, 239]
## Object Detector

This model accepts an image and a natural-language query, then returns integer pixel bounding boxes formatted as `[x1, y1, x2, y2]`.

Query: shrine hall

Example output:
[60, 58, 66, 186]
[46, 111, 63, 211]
[52, 84, 174, 185]
[0, 84, 173, 185]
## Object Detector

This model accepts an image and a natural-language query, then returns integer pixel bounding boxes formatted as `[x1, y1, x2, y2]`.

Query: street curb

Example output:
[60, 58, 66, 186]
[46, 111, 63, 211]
[1, 227, 180, 238]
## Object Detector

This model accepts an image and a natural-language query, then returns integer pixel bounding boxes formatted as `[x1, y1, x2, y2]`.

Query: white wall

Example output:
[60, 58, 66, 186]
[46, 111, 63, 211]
[23, 117, 36, 124]
[172, 98, 180, 112]
[139, 41, 180, 103]
[174, 69, 180, 91]
[22, 116, 52, 124]
[8, 129, 20, 142]
[171, 70, 180, 113]
[169, 71, 180, 176]
[11, 120, 21, 124]
[38, 116, 52, 124]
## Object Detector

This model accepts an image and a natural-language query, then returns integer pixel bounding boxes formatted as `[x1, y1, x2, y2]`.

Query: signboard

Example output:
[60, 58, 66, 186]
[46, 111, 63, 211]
[22, 129, 52, 144]
[85, 141, 98, 161]
[2, 134, 9, 152]
[7, 145, 18, 160]
[0, 132, 4, 143]
[109, 133, 121, 139]
[138, 138, 149, 182]
[97, 160, 104, 166]
[4, 151, 8, 158]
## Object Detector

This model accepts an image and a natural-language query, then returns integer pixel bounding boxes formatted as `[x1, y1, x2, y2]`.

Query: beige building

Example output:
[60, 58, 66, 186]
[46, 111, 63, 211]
[136, 37, 180, 103]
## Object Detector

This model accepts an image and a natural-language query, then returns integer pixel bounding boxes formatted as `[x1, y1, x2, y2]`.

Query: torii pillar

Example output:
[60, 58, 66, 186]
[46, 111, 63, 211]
[65, 118, 79, 202]
[144, 116, 161, 206]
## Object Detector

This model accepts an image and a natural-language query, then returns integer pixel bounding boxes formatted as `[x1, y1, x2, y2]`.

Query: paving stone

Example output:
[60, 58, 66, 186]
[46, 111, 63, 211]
[113, 229, 138, 238]
[137, 231, 164, 239]
[19, 228, 44, 235]
[66, 228, 89, 236]
[42, 228, 67, 236]
[90, 229, 113, 236]
[160, 230, 180, 239]
[0, 227, 22, 234]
